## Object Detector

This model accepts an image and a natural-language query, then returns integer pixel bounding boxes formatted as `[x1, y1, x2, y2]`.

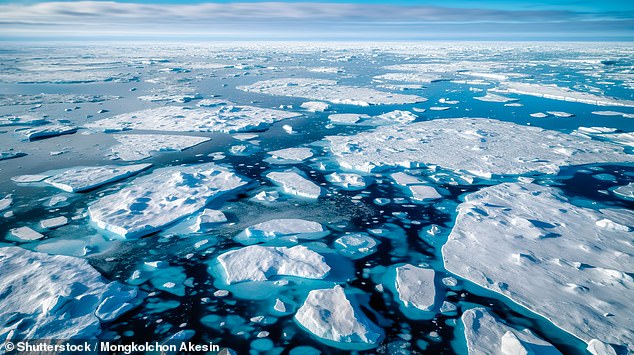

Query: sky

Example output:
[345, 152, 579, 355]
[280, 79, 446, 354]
[0, 0, 633, 41]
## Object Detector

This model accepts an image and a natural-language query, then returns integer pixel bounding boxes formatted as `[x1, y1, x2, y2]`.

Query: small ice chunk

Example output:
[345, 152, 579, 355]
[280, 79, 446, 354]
[282, 124, 295, 134]
[530, 112, 548, 118]
[11, 174, 50, 183]
[22, 124, 77, 141]
[0, 194, 12, 212]
[192, 209, 227, 232]
[460, 307, 562, 355]
[328, 113, 369, 125]
[394, 264, 437, 312]
[294, 285, 384, 349]
[0, 150, 27, 161]
[9, 226, 44, 241]
[429, 106, 451, 111]
[546, 111, 574, 118]
[236, 219, 326, 244]
[592, 111, 633, 118]
[334, 233, 378, 260]
[474, 93, 518, 103]
[409, 185, 441, 201]
[216, 245, 330, 284]
[251, 190, 279, 203]
[44, 164, 151, 192]
[375, 110, 417, 124]
[326, 172, 366, 190]
[40, 216, 69, 229]
[300, 101, 330, 112]
[268, 147, 313, 162]
[266, 171, 322, 199]
[110, 134, 210, 161]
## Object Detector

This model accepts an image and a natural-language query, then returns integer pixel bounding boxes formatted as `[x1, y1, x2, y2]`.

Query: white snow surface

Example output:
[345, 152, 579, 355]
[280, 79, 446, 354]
[267, 148, 314, 161]
[44, 164, 151, 192]
[86, 105, 300, 133]
[266, 171, 322, 199]
[326, 172, 366, 190]
[300, 101, 330, 112]
[493, 82, 634, 107]
[110, 134, 210, 161]
[326, 118, 632, 177]
[9, 226, 44, 241]
[328, 113, 369, 125]
[443, 182, 634, 350]
[460, 308, 562, 355]
[217, 245, 331, 284]
[40, 216, 69, 229]
[394, 264, 437, 312]
[295, 285, 384, 348]
[238, 78, 425, 106]
[89, 163, 247, 238]
[0, 246, 137, 340]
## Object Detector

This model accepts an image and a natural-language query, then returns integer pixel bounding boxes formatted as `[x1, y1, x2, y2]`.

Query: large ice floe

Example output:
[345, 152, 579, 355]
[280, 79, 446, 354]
[43, 164, 151, 192]
[110, 134, 210, 161]
[294, 285, 384, 350]
[237, 78, 425, 106]
[216, 245, 331, 284]
[266, 170, 322, 199]
[492, 82, 634, 107]
[0, 246, 138, 340]
[88, 163, 247, 238]
[442, 182, 634, 352]
[459, 308, 562, 355]
[85, 104, 300, 133]
[325, 118, 632, 177]
[234, 219, 328, 245]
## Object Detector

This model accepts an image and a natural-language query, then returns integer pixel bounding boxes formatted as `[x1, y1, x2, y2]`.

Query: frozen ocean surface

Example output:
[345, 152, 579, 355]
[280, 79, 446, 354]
[0, 42, 633, 354]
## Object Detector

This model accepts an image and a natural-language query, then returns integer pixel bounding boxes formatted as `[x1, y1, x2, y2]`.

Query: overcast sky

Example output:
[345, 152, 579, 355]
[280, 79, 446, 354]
[1, 0, 633, 40]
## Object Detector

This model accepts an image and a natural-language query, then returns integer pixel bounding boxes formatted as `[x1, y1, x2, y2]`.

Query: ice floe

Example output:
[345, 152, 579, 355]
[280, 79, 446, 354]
[191, 209, 227, 232]
[374, 110, 417, 124]
[328, 113, 369, 125]
[300, 101, 330, 112]
[266, 170, 322, 199]
[235, 219, 327, 244]
[89, 163, 247, 238]
[0, 246, 138, 340]
[611, 182, 634, 201]
[459, 308, 562, 355]
[295, 285, 384, 350]
[333, 233, 378, 260]
[22, 124, 77, 141]
[216, 245, 331, 284]
[473, 93, 518, 103]
[591, 111, 634, 118]
[9, 226, 44, 241]
[44, 164, 152, 192]
[0, 150, 27, 161]
[86, 105, 300, 133]
[267, 147, 314, 162]
[493, 82, 634, 107]
[40, 216, 69, 229]
[0, 195, 12, 212]
[443, 182, 634, 351]
[110, 134, 210, 161]
[238, 78, 425, 106]
[326, 118, 632, 177]
[390, 172, 441, 201]
[325, 172, 366, 190]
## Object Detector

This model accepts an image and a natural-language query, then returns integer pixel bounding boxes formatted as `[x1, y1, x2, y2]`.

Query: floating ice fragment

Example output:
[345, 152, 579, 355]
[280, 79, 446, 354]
[530, 112, 548, 118]
[0, 195, 12, 212]
[89, 163, 247, 238]
[300, 101, 330, 112]
[40, 216, 69, 229]
[216, 245, 330, 284]
[0, 150, 27, 161]
[266, 171, 322, 199]
[294, 285, 384, 350]
[326, 172, 366, 190]
[592, 111, 634, 118]
[9, 226, 44, 241]
[375, 110, 417, 124]
[493, 82, 634, 107]
[546, 111, 574, 118]
[11, 174, 50, 183]
[474, 93, 518, 103]
[443, 183, 634, 350]
[611, 183, 634, 201]
[334, 233, 378, 260]
[429, 106, 451, 111]
[235, 219, 327, 244]
[22, 124, 77, 141]
[44, 164, 151, 192]
[391, 264, 437, 319]
[192, 209, 227, 232]
[460, 307, 562, 355]
[267, 148, 314, 162]
[328, 113, 369, 125]
[110, 134, 210, 161]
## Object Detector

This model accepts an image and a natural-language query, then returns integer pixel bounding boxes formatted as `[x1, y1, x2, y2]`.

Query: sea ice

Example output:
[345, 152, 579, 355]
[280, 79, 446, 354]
[294, 285, 384, 349]
[216, 245, 331, 284]
[40, 216, 69, 229]
[191, 209, 227, 232]
[334, 233, 378, 260]
[611, 182, 634, 201]
[0, 246, 138, 340]
[110, 134, 210, 161]
[235, 219, 327, 244]
[546, 111, 574, 118]
[0, 195, 12, 212]
[238, 78, 425, 106]
[300, 101, 330, 112]
[493, 82, 634, 107]
[267, 148, 314, 162]
[22, 124, 78, 141]
[591, 111, 634, 118]
[325, 172, 366, 190]
[266, 171, 322, 199]
[374, 110, 417, 124]
[443, 182, 634, 351]
[0, 150, 27, 161]
[44, 164, 152, 192]
[473, 93, 518, 103]
[390, 172, 441, 201]
[86, 104, 300, 133]
[460, 308, 562, 355]
[328, 113, 369, 125]
[326, 118, 632, 177]
[390, 264, 438, 319]
[89, 163, 248, 238]
[9, 226, 44, 241]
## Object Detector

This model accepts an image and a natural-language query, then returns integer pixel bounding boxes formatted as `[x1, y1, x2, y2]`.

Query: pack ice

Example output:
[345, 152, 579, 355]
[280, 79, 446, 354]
[216, 245, 331, 284]
[492, 82, 634, 107]
[44, 164, 151, 192]
[0, 246, 138, 340]
[86, 104, 300, 133]
[295, 285, 384, 350]
[88, 163, 248, 238]
[110, 134, 210, 161]
[326, 118, 632, 177]
[460, 308, 562, 355]
[266, 171, 322, 199]
[238, 78, 425, 106]
[442, 183, 634, 351]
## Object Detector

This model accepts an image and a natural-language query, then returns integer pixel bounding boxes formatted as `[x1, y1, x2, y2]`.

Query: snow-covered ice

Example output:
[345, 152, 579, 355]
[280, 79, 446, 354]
[493, 82, 634, 107]
[294, 285, 384, 349]
[238, 78, 426, 106]
[0, 150, 26, 161]
[110, 134, 210, 161]
[326, 118, 632, 177]
[86, 104, 300, 133]
[216, 245, 331, 284]
[267, 147, 314, 162]
[443, 182, 634, 351]
[266, 170, 322, 199]
[0, 246, 138, 340]
[611, 182, 634, 201]
[387, 264, 438, 319]
[300, 101, 330, 112]
[328, 113, 369, 125]
[460, 308, 562, 355]
[191, 209, 227, 232]
[235, 219, 327, 244]
[325, 172, 366, 190]
[334, 233, 378, 260]
[89, 163, 248, 238]
[40, 216, 69, 229]
[474, 93, 518, 103]
[44, 164, 152, 192]
[0, 195, 12, 212]
[22, 124, 77, 141]
[9, 226, 44, 241]
[390, 172, 441, 201]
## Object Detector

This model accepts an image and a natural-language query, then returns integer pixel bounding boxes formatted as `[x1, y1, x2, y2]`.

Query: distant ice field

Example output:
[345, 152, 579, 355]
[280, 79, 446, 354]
[0, 42, 632, 354]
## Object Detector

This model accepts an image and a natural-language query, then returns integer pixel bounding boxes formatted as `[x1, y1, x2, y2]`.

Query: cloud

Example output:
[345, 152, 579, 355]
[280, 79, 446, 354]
[0, 1, 632, 39]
